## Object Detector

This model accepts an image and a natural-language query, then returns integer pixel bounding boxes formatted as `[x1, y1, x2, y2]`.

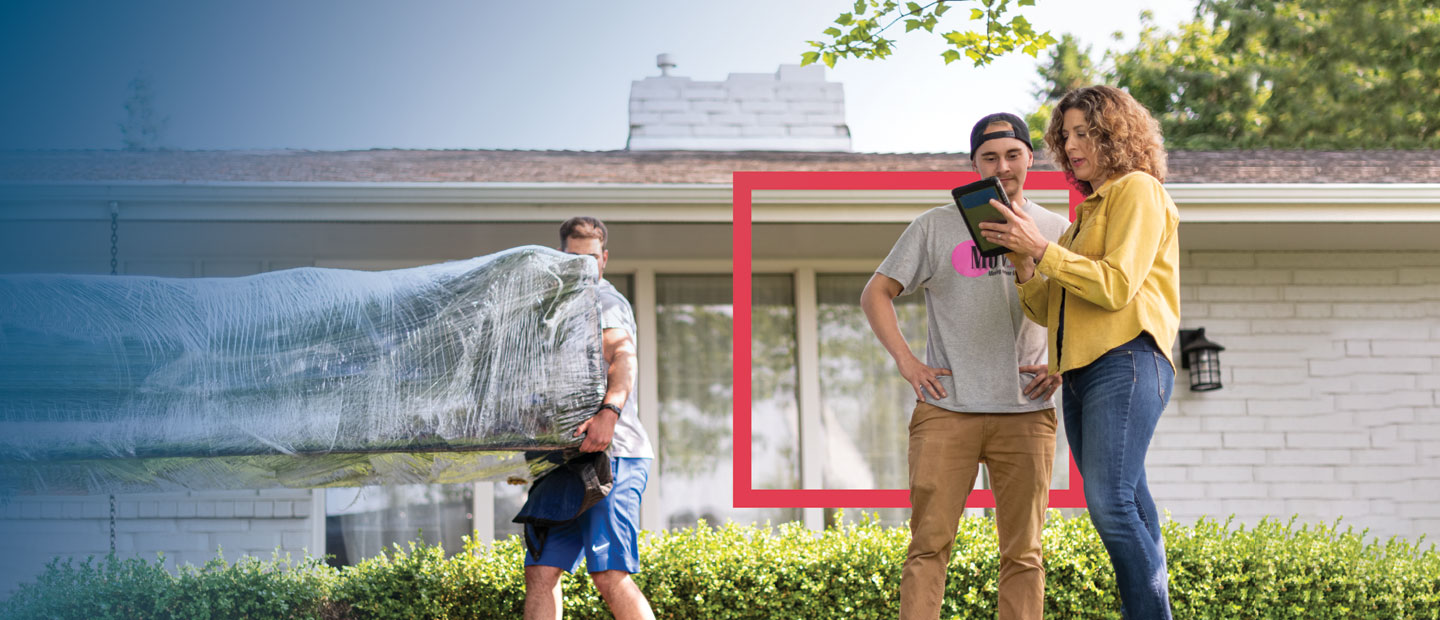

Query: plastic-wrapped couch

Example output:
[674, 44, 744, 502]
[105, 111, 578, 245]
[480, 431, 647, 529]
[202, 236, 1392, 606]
[0, 246, 607, 494]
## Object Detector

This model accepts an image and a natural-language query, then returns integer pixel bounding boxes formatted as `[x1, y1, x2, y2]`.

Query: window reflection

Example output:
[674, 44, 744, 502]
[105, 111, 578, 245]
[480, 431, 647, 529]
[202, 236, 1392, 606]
[815, 274, 924, 526]
[655, 274, 799, 529]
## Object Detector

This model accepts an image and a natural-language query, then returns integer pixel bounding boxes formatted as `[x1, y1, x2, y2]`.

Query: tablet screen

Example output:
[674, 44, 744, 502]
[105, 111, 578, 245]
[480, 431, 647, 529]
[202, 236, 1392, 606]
[956, 184, 1009, 255]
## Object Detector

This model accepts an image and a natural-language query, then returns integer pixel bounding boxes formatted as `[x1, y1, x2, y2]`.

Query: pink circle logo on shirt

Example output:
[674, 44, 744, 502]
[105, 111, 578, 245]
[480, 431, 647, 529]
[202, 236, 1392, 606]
[952, 241, 989, 278]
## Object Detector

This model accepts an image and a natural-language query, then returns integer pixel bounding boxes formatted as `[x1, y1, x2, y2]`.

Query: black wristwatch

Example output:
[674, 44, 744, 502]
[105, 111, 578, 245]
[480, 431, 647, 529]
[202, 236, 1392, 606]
[597, 403, 623, 416]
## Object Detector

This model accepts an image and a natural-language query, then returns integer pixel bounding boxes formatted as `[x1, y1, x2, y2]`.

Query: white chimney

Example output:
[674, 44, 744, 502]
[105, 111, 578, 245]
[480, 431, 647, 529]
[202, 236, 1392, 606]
[626, 57, 851, 151]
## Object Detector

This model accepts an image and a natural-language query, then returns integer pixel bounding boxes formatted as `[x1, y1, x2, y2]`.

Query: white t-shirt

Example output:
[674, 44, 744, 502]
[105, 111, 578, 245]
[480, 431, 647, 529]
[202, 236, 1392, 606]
[596, 279, 654, 459]
[876, 200, 1070, 414]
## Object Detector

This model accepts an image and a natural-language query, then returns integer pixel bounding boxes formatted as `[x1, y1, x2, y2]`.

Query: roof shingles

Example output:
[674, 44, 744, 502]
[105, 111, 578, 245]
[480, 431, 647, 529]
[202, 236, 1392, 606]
[1, 149, 1438, 184]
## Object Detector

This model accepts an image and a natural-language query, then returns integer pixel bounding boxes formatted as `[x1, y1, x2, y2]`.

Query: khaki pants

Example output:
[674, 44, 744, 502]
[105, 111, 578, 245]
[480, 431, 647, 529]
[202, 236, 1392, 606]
[900, 402, 1057, 620]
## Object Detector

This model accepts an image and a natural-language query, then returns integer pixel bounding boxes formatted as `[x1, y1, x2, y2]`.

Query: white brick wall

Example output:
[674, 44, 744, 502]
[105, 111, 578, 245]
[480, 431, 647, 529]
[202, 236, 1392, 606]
[1153, 251, 1440, 544]
[627, 63, 851, 151]
[0, 489, 319, 596]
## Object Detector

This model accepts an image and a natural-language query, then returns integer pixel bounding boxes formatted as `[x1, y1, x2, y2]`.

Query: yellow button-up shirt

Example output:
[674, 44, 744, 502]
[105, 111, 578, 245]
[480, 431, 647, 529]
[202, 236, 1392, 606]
[1017, 171, 1181, 374]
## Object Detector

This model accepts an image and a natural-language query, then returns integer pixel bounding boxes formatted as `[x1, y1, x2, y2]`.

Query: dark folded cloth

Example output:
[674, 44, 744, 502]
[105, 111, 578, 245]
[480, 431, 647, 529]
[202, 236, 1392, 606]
[512, 449, 613, 558]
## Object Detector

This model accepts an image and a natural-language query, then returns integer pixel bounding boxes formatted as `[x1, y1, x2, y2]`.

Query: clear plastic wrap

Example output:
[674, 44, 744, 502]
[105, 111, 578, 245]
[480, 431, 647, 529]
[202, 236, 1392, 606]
[0, 246, 607, 494]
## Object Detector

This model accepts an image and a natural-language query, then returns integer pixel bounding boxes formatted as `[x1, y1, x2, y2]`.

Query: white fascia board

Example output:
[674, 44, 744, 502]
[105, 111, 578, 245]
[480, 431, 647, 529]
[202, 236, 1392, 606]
[0, 181, 730, 204]
[1166, 183, 1440, 222]
[0, 182, 734, 222]
[2, 181, 1439, 223]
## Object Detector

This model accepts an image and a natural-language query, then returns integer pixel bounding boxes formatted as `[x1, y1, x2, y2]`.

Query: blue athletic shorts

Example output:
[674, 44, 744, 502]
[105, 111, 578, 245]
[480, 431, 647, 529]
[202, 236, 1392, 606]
[524, 456, 650, 574]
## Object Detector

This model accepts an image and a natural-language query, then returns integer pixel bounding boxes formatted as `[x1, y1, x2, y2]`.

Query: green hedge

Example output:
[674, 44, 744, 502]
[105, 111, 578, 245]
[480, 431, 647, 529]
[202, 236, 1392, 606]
[4, 514, 1438, 619]
[0, 553, 336, 620]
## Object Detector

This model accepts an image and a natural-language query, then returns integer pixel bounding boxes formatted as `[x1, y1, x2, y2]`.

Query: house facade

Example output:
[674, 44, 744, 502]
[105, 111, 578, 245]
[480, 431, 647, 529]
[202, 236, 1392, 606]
[1, 62, 1438, 594]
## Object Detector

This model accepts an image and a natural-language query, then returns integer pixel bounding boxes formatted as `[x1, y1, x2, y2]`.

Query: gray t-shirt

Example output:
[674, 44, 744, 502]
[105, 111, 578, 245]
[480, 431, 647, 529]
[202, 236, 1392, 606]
[597, 279, 654, 459]
[876, 200, 1070, 414]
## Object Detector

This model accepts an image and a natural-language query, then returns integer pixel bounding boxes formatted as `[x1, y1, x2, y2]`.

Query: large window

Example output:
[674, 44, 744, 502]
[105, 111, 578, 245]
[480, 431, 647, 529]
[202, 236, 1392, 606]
[655, 274, 800, 528]
[815, 274, 926, 526]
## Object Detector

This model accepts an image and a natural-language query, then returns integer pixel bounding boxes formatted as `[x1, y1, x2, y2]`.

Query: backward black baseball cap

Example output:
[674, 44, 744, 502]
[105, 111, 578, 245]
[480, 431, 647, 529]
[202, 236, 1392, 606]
[969, 112, 1033, 158]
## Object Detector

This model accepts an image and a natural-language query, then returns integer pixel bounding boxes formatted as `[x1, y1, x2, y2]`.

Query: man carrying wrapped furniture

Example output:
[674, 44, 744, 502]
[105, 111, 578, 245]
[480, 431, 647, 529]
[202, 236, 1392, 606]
[522, 217, 656, 620]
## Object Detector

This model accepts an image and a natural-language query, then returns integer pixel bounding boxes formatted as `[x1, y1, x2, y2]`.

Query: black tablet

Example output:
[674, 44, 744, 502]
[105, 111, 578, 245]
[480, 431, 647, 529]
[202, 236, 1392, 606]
[951, 177, 1014, 258]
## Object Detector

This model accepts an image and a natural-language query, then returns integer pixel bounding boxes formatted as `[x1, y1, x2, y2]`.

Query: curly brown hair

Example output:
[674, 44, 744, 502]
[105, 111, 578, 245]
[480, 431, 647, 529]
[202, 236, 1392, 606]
[1044, 85, 1166, 195]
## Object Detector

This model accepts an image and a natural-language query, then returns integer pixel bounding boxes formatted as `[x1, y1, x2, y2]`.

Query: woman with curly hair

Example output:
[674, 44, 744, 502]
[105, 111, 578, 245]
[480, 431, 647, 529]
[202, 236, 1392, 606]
[978, 85, 1180, 619]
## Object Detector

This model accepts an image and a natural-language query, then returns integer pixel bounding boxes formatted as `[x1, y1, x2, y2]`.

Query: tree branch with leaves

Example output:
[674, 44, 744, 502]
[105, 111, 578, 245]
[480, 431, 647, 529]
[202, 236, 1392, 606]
[801, 0, 1056, 69]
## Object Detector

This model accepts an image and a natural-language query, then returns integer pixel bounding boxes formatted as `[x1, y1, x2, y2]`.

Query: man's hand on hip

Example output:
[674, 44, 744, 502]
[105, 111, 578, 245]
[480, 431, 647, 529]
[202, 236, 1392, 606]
[576, 406, 619, 452]
[899, 356, 951, 401]
[1020, 364, 1062, 401]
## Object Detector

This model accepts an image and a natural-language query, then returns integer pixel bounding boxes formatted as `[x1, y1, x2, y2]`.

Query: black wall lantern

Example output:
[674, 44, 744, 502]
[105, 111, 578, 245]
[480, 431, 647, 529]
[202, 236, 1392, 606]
[1179, 328, 1226, 392]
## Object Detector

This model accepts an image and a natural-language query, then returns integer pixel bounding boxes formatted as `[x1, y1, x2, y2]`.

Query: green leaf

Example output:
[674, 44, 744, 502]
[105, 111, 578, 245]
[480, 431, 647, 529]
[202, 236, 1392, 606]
[801, 51, 821, 66]
[836, 12, 853, 25]
[1018, 0, 1035, 5]
[824, 26, 842, 37]
[942, 49, 961, 64]
[823, 51, 837, 68]
[971, 8, 984, 19]
[934, 2, 950, 16]
[905, 18, 920, 32]
[854, 0, 866, 15]
[943, 30, 975, 45]
[906, 1, 922, 14]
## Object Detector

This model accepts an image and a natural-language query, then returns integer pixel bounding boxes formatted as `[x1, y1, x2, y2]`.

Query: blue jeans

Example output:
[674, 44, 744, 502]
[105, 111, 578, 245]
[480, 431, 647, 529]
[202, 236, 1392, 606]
[1062, 334, 1174, 620]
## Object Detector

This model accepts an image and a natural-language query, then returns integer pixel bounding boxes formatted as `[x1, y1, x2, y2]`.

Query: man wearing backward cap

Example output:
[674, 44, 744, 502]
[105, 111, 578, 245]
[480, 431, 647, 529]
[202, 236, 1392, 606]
[861, 113, 1070, 619]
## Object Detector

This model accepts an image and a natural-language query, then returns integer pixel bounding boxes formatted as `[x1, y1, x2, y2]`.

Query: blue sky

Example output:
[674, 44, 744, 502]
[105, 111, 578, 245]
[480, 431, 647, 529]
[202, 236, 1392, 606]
[0, 0, 1198, 153]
